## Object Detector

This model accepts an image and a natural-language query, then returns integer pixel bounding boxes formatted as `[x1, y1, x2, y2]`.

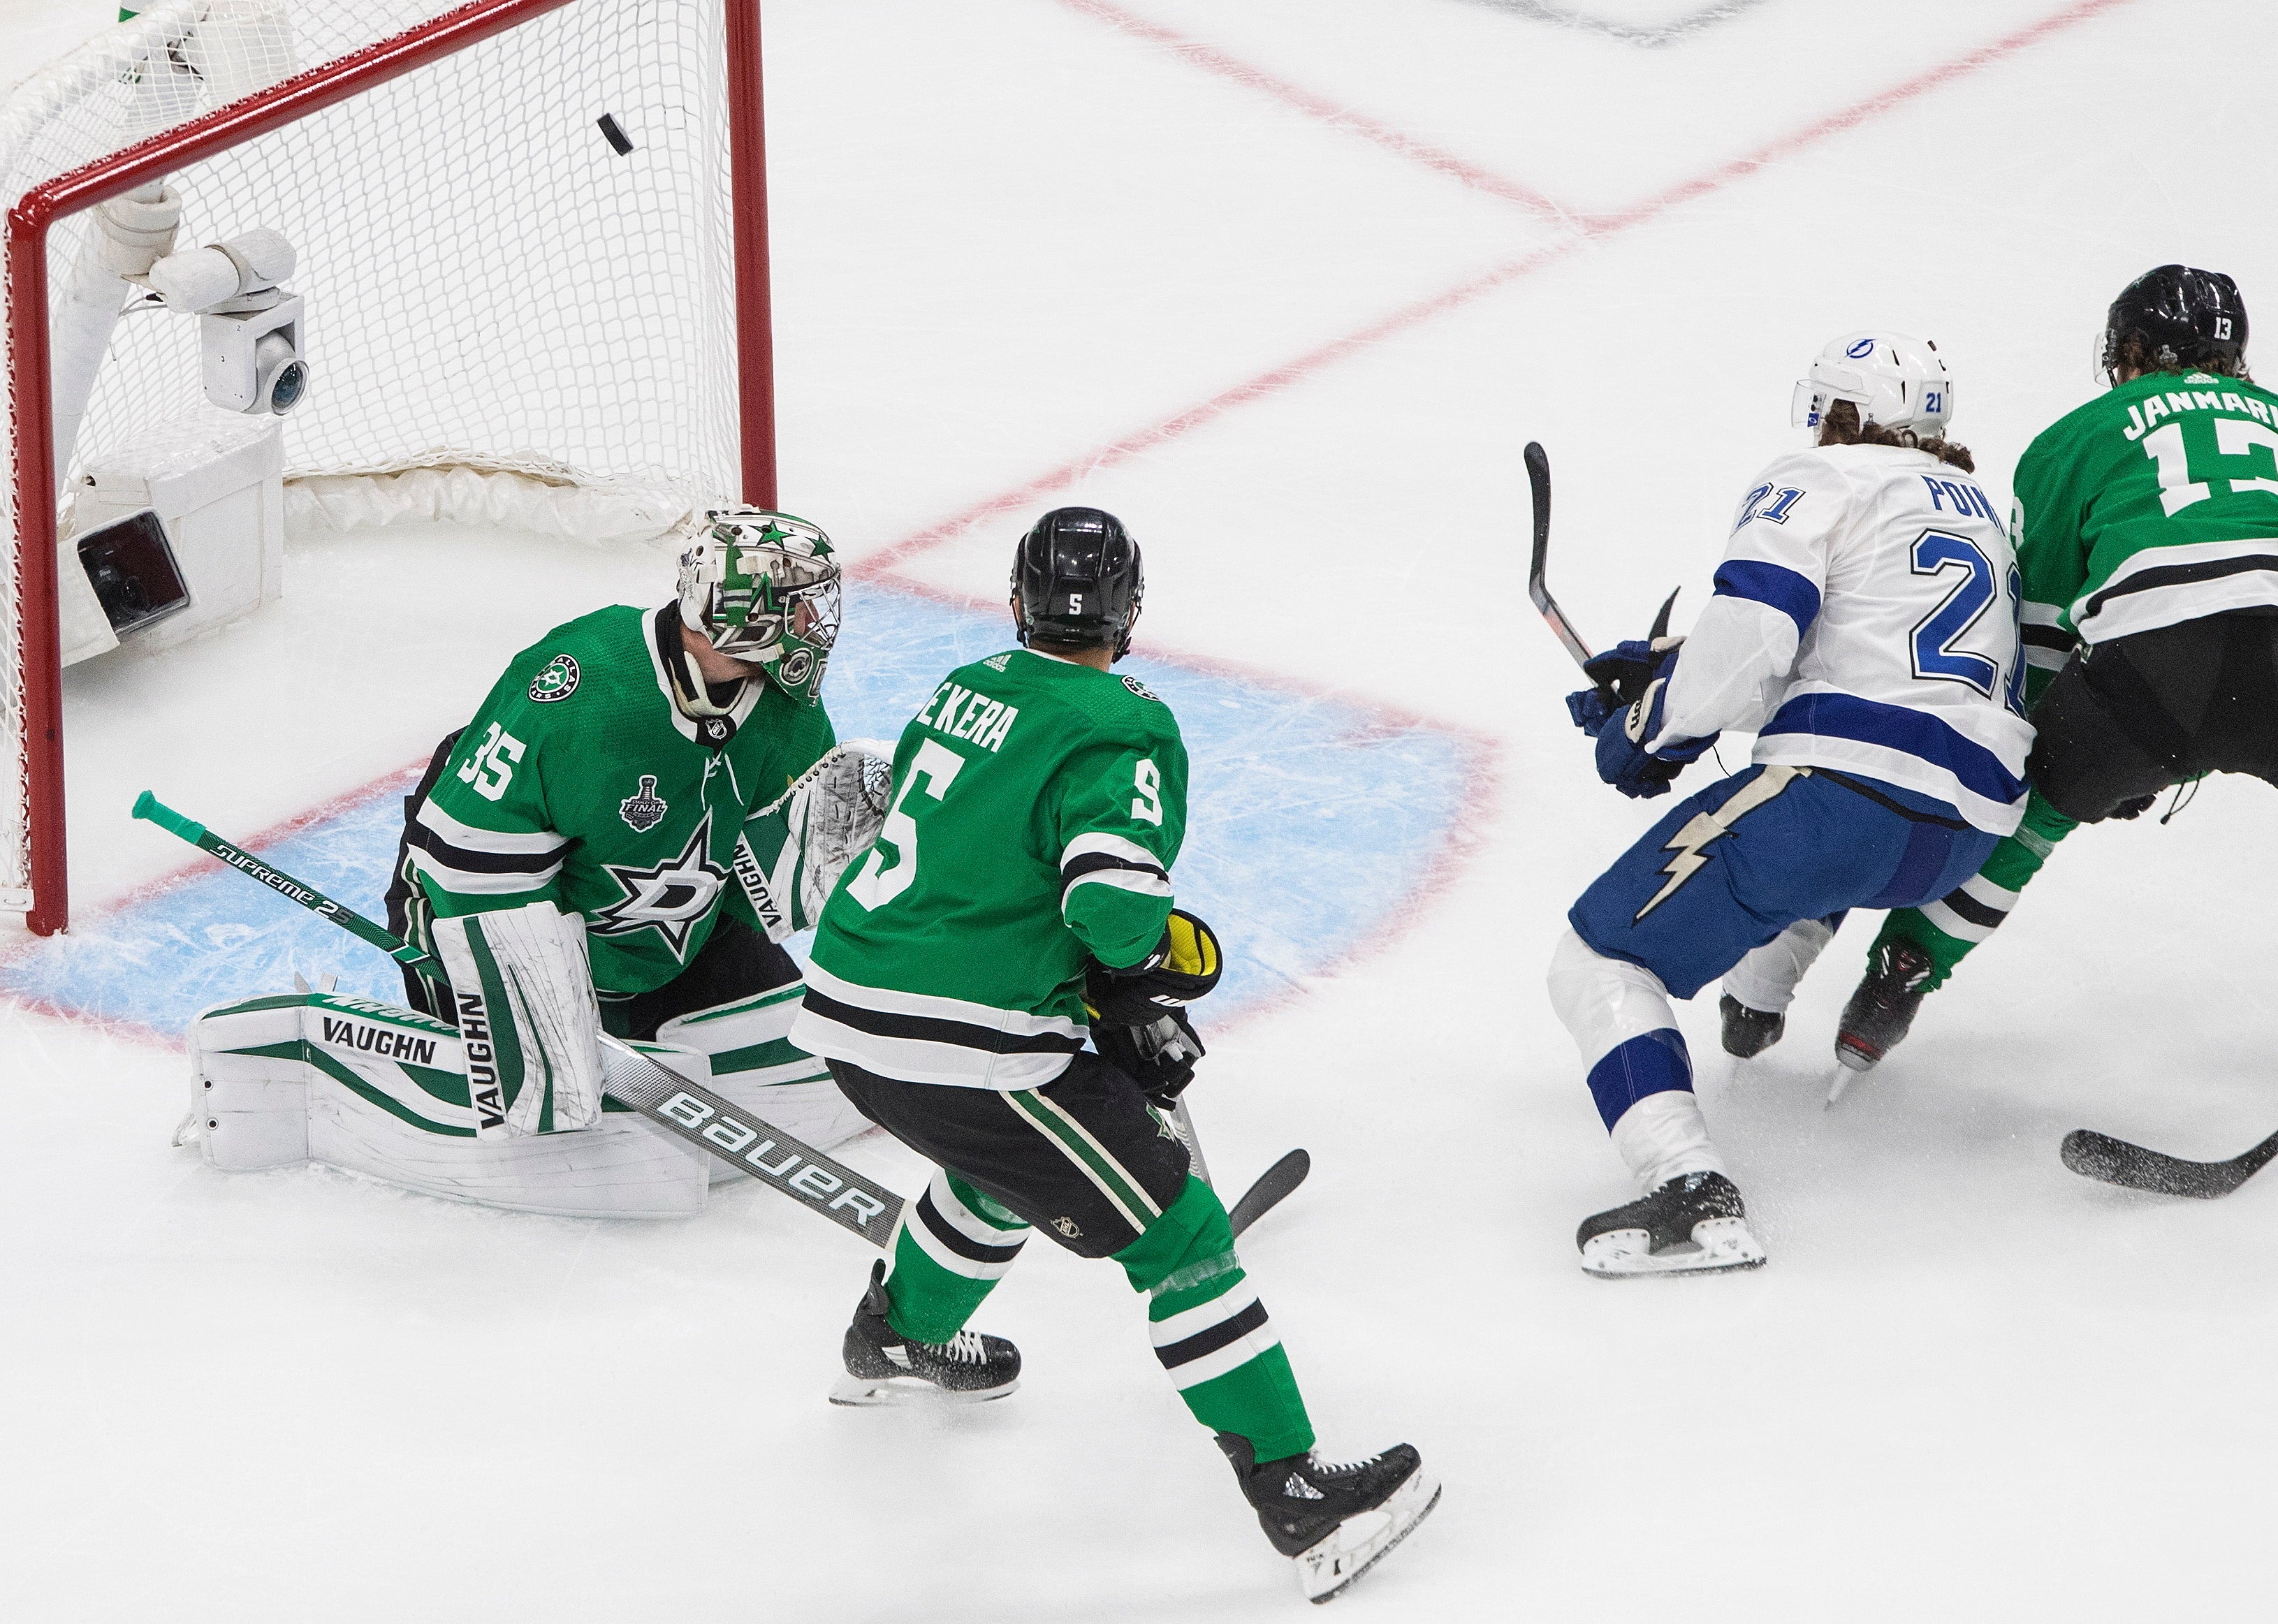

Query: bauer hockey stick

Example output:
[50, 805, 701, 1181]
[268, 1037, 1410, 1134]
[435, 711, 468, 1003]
[1525, 440, 1679, 677]
[2059, 1125, 2278, 1199]
[133, 791, 907, 1248]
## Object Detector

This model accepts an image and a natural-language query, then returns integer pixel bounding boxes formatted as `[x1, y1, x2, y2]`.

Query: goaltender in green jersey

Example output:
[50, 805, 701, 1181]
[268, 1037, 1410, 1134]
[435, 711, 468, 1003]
[189, 509, 893, 1219]
[789, 507, 1439, 1604]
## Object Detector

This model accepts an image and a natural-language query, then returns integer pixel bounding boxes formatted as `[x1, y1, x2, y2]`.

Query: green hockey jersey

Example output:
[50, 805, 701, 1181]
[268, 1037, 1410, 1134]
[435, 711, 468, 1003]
[791, 648, 1188, 1090]
[2016, 369, 2278, 682]
[407, 605, 836, 996]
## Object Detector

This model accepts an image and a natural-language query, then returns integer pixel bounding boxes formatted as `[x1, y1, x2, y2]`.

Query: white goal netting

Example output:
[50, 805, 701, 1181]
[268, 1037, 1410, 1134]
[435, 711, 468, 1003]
[1, 1, 748, 919]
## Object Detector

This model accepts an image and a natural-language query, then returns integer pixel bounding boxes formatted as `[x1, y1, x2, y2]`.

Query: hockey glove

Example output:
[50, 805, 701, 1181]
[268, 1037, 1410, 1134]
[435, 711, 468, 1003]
[1591, 675, 1717, 800]
[1093, 1009, 1206, 1109]
[1086, 909, 1221, 1106]
[1084, 909, 1222, 1025]
[736, 740, 895, 939]
[1566, 635, 1684, 734]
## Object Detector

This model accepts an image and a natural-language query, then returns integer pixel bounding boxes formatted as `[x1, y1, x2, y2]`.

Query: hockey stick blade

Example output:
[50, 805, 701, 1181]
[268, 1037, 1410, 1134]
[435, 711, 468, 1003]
[1647, 585, 1681, 642]
[1228, 1148, 1310, 1237]
[1525, 441, 1594, 670]
[2060, 1126, 2278, 1199]
[133, 790, 907, 1247]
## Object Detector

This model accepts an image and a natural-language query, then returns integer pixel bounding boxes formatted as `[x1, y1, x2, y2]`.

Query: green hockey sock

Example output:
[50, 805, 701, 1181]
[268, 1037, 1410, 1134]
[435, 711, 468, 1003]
[882, 1170, 1030, 1344]
[1117, 1176, 1314, 1463]
[1871, 789, 2078, 991]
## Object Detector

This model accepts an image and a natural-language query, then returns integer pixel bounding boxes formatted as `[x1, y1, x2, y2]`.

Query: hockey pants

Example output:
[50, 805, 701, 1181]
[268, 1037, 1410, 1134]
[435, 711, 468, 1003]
[1871, 608, 2278, 990]
[826, 1053, 1315, 1464]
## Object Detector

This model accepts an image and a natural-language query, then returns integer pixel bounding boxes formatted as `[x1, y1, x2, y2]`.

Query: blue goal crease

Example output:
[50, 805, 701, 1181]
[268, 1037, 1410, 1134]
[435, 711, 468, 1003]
[1, 586, 1475, 1039]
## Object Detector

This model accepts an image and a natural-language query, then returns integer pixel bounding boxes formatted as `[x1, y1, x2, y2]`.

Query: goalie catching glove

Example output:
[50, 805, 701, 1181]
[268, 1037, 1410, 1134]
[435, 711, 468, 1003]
[736, 740, 895, 940]
[1084, 909, 1222, 1107]
[429, 899, 604, 1136]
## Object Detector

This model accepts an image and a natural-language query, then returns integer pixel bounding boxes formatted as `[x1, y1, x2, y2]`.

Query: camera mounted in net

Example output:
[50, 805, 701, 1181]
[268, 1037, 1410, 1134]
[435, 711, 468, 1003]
[143, 227, 309, 416]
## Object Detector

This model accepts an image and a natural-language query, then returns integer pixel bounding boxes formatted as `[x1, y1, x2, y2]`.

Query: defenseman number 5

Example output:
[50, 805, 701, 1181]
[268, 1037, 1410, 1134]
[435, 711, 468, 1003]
[845, 739, 963, 911]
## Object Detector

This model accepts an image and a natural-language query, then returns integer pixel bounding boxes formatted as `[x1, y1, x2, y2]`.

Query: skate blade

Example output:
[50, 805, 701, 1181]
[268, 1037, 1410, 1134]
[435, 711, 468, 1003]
[827, 1373, 1019, 1407]
[1579, 1217, 1767, 1279]
[1832, 1041, 1879, 1074]
[1297, 1468, 1442, 1604]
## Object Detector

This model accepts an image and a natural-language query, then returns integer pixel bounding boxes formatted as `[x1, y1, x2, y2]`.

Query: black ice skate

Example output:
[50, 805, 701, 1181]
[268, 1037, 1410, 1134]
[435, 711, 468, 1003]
[1577, 1170, 1765, 1278]
[1216, 1433, 1441, 1604]
[1718, 994, 1784, 1059]
[829, 1260, 1021, 1407]
[1835, 941, 1936, 1072]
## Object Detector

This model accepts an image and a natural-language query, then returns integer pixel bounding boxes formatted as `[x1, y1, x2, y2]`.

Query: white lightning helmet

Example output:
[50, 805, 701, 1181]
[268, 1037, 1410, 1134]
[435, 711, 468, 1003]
[1791, 331, 1955, 438]
[676, 507, 842, 705]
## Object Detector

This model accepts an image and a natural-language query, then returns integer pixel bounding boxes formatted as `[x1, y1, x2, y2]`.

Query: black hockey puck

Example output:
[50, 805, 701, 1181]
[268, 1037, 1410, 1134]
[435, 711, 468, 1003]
[596, 113, 634, 156]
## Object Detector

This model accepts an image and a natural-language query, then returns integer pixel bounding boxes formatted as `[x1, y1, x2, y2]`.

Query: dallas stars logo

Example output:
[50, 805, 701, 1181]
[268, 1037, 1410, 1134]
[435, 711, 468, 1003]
[592, 812, 727, 958]
[528, 654, 580, 703]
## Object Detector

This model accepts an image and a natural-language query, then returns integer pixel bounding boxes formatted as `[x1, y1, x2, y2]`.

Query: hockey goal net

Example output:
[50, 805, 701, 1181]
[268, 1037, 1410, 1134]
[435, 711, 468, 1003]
[1, 0, 774, 935]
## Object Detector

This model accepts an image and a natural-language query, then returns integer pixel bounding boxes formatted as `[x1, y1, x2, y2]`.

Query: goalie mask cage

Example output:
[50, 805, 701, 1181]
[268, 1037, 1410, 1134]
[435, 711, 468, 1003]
[1, 0, 777, 936]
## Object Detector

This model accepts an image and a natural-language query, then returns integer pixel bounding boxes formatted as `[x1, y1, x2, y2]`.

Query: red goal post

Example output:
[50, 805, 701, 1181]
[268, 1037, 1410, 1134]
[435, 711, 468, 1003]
[2, 0, 777, 937]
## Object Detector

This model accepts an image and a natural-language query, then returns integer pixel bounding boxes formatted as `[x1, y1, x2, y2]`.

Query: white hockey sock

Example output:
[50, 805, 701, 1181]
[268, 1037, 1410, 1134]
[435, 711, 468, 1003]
[1609, 1091, 1727, 1193]
[1548, 928, 1728, 1192]
[1722, 916, 1837, 1016]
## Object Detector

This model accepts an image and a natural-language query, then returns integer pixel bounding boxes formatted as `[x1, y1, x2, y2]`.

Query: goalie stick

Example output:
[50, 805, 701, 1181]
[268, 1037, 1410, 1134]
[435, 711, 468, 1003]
[134, 793, 1306, 1242]
[133, 791, 907, 1247]
[2060, 1125, 2278, 1200]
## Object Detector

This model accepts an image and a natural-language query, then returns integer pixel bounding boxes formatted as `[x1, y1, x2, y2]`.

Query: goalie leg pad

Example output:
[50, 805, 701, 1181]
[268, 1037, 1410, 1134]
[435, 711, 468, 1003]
[189, 992, 708, 1218]
[656, 978, 869, 1179]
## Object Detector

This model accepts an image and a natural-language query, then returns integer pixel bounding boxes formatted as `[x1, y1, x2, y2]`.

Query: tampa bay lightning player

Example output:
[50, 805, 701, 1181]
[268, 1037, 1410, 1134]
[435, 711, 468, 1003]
[1550, 332, 2034, 1277]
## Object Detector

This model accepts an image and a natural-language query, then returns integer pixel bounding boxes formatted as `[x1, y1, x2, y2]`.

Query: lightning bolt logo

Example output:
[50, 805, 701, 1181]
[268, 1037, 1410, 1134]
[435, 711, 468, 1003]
[1633, 766, 1806, 921]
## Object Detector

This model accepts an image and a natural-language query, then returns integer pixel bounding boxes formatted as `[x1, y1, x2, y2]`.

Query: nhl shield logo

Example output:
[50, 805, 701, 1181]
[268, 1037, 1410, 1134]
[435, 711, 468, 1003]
[1052, 1216, 1082, 1239]
[619, 775, 669, 833]
[528, 654, 580, 703]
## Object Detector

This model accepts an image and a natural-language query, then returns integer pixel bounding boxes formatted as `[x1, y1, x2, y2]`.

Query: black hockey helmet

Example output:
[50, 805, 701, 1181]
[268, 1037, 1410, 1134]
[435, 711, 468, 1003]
[2103, 265, 2248, 380]
[1010, 507, 1143, 659]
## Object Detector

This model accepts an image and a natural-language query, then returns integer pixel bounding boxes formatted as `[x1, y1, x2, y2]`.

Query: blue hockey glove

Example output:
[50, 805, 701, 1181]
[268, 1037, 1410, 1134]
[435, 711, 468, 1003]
[1565, 636, 1684, 733]
[1591, 675, 1717, 799]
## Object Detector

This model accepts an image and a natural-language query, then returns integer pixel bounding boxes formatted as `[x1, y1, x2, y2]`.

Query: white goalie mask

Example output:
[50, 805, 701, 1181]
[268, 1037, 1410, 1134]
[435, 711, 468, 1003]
[676, 508, 842, 706]
[1791, 331, 1955, 438]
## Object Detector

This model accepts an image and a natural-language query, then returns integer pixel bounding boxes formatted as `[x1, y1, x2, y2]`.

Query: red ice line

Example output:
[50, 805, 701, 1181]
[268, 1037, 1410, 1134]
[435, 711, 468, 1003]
[1050, 0, 1572, 222]
[854, 0, 2143, 1027]
[861, 0, 2140, 590]
[5, 0, 2137, 1044]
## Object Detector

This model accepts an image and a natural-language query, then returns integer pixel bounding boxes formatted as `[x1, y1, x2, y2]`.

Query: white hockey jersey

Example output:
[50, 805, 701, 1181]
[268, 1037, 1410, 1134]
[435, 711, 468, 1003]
[1649, 443, 2034, 835]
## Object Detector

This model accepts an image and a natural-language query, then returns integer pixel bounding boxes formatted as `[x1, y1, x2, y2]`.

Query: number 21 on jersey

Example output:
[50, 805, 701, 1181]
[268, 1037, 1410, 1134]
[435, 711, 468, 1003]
[1908, 529, 2027, 717]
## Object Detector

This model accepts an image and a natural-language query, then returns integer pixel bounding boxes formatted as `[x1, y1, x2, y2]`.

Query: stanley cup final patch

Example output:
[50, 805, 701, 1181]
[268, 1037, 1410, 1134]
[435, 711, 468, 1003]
[529, 654, 581, 703]
[620, 774, 669, 833]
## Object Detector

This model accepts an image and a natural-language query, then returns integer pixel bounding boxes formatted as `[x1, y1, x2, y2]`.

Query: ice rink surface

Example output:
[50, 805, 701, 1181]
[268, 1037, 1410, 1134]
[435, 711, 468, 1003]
[6, 1, 2278, 1618]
